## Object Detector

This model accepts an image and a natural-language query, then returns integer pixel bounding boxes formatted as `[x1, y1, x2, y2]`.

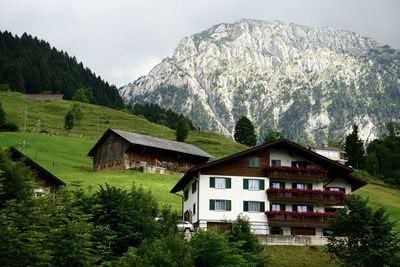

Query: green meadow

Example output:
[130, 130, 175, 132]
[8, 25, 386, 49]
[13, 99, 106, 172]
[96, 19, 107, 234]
[1, 91, 400, 265]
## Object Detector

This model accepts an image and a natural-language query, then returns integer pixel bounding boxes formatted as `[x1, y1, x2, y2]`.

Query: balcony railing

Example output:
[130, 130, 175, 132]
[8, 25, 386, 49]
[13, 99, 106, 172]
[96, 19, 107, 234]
[266, 188, 346, 205]
[265, 210, 335, 225]
[265, 166, 328, 180]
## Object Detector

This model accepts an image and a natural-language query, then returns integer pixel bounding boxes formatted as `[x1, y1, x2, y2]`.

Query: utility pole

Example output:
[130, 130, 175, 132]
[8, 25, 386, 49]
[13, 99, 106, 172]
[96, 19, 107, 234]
[24, 107, 27, 132]
[35, 119, 41, 161]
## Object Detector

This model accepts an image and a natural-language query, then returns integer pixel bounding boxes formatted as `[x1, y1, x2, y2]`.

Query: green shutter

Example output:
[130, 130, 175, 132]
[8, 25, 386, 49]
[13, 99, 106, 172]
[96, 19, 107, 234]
[259, 180, 265, 190]
[210, 177, 215, 188]
[226, 178, 231, 188]
[292, 183, 297, 189]
[243, 179, 249, 189]
[307, 183, 313, 189]
[226, 200, 231, 211]
[244, 201, 249, 212]
[209, 199, 215, 210]
[260, 202, 265, 212]
[282, 204, 286, 211]
[308, 205, 313, 212]
[293, 205, 298, 211]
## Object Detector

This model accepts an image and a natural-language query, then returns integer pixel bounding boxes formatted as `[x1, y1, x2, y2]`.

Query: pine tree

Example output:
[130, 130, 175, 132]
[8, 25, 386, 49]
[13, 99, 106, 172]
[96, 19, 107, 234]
[327, 195, 400, 267]
[344, 124, 365, 169]
[264, 128, 284, 143]
[64, 111, 74, 130]
[176, 117, 189, 142]
[234, 116, 257, 147]
[0, 102, 6, 128]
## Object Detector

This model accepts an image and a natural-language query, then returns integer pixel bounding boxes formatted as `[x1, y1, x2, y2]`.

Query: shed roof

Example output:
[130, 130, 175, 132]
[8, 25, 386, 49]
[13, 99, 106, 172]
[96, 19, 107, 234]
[8, 146, 66, 187]
[87, 129, 212, 159]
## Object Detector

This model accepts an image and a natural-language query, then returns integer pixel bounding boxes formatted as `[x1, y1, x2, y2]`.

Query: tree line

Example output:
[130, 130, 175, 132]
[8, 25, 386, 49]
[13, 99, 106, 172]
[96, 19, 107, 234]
[0, 31, 124, 109]
[129, 103, 197, 131]
[345, 122, 400, 186]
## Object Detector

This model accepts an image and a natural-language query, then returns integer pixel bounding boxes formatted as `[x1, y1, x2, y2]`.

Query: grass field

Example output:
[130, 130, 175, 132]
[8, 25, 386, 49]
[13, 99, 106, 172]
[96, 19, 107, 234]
[0, 91, 247, 160]
[265, 246, 338, 267]
[0, 132, 183, 210]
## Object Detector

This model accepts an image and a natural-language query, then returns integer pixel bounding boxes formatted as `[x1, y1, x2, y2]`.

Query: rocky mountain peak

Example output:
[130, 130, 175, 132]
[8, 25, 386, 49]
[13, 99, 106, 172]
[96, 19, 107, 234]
[120, 19, 399, 144]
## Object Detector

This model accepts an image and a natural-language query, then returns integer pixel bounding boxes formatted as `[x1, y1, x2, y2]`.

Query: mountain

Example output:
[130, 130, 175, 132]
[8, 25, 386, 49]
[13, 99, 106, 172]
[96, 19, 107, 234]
[120, 19, 400, 144]
[0, 31, 124, 109]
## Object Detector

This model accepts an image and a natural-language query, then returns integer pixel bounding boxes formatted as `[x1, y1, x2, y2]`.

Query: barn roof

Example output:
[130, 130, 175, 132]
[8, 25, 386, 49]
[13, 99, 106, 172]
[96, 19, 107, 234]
[8, 147, 66, 187]
[170, 138, 366, 193]
[87, 129, 212, 159]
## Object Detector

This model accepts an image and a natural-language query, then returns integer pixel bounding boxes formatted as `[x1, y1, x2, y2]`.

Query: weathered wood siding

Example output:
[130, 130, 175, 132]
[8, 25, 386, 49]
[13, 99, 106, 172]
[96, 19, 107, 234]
[202, 150, 269, 177]
[93, 133, 129, 171]
[125, 145, 207, 172]
[92, 132, 209, 172]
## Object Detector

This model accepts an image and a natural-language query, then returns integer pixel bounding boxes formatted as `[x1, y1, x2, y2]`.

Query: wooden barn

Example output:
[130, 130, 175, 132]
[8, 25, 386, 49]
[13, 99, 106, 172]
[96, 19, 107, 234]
[87, 129, 212, 173]
[8, 147, 66, 194]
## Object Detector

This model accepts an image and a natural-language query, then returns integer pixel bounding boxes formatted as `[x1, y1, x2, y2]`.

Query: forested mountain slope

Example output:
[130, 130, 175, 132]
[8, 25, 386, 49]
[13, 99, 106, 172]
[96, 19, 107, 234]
[0, 31, 124, 109]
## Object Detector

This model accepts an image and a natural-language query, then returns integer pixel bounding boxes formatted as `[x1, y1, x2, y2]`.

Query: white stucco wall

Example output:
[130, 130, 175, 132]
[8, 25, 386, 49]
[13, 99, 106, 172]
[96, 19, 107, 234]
[183, 179, 198, 223]
[269, 148, 322, 168]
[325, 178, 352, 193]
[197, 173, 269, 234]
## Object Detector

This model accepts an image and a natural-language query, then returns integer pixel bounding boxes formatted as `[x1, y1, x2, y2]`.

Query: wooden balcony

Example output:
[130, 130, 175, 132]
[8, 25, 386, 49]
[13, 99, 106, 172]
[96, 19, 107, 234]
[265, 166, 328, 180]
[266, 188, 346, 205]
[265, 211, 335, 226]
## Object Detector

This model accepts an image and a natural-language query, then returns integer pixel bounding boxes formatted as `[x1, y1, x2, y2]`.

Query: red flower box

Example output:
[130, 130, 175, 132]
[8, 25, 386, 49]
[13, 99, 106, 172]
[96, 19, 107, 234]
[266, 188, 346, 196]
[265, 210, 336, 217]
[265, 166, 328, 173]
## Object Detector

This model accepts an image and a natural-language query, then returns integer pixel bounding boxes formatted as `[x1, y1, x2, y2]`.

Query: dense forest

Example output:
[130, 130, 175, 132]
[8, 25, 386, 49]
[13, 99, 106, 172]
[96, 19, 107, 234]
[0, 31, 124, 109]
[129, 103, 197, 131]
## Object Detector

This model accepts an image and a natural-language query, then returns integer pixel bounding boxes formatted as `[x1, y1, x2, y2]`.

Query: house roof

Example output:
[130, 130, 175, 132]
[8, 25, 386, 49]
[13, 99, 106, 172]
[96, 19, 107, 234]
[170, 138, 366, 193]
[8, 146, 66, 187]
[310, 146, 344, 152]
[87, 128, 212, 159]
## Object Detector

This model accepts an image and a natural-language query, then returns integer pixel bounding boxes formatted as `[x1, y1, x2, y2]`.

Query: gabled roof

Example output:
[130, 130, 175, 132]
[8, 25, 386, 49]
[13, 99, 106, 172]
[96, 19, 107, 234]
[87, 129, 212, 159]
[170, 139, 366, 193]
[8, 147, 66, 187]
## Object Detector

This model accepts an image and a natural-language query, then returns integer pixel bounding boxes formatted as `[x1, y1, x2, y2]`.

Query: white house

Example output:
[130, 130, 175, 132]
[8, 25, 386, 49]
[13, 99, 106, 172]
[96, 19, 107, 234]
[170, 139, 366, 241]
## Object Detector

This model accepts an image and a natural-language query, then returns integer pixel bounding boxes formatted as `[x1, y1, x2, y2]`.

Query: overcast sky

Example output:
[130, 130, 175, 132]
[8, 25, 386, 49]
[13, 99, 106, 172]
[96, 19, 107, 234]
[0, 0, 399, 87]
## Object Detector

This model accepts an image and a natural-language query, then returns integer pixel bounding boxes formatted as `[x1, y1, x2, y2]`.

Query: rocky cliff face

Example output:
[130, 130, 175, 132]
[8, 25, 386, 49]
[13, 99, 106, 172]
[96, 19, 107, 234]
[120, 19, 400, 144]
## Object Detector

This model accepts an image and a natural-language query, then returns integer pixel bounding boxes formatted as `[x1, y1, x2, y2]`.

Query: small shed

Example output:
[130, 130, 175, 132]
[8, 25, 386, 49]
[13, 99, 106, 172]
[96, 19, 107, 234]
[8, 147, 66, 193]
[87, 129, 212, 174]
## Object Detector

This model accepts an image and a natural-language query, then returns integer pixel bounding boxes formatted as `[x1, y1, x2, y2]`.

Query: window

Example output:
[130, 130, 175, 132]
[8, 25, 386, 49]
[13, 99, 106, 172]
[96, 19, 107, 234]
[248, 157, 260, 168]
[292, 183, 312, 190]
[293, 204, 313, 212]
[184, 189, 189, 201]
[270, 203, 285, 211]
[243, 201, 265, 212]
[326, 187, 345, 193]
[210, 177, 231, 189]
[291, 161, 308, 168]
[270, 181, 285, 189]
[270, 226, 283, 235]
[243, 179, 265, 190]
[193, 203, 196, 215]
[271, 159, 281, 166]
[210, 199, 231, 211]
[192, 182, 197, 194]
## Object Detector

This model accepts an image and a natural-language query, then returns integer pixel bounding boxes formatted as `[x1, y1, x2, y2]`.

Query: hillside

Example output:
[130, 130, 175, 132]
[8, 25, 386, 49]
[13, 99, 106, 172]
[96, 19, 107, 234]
[120, 19, 400, 144]
[0, 31, 123, 109]
[0, 91, 247, 159]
